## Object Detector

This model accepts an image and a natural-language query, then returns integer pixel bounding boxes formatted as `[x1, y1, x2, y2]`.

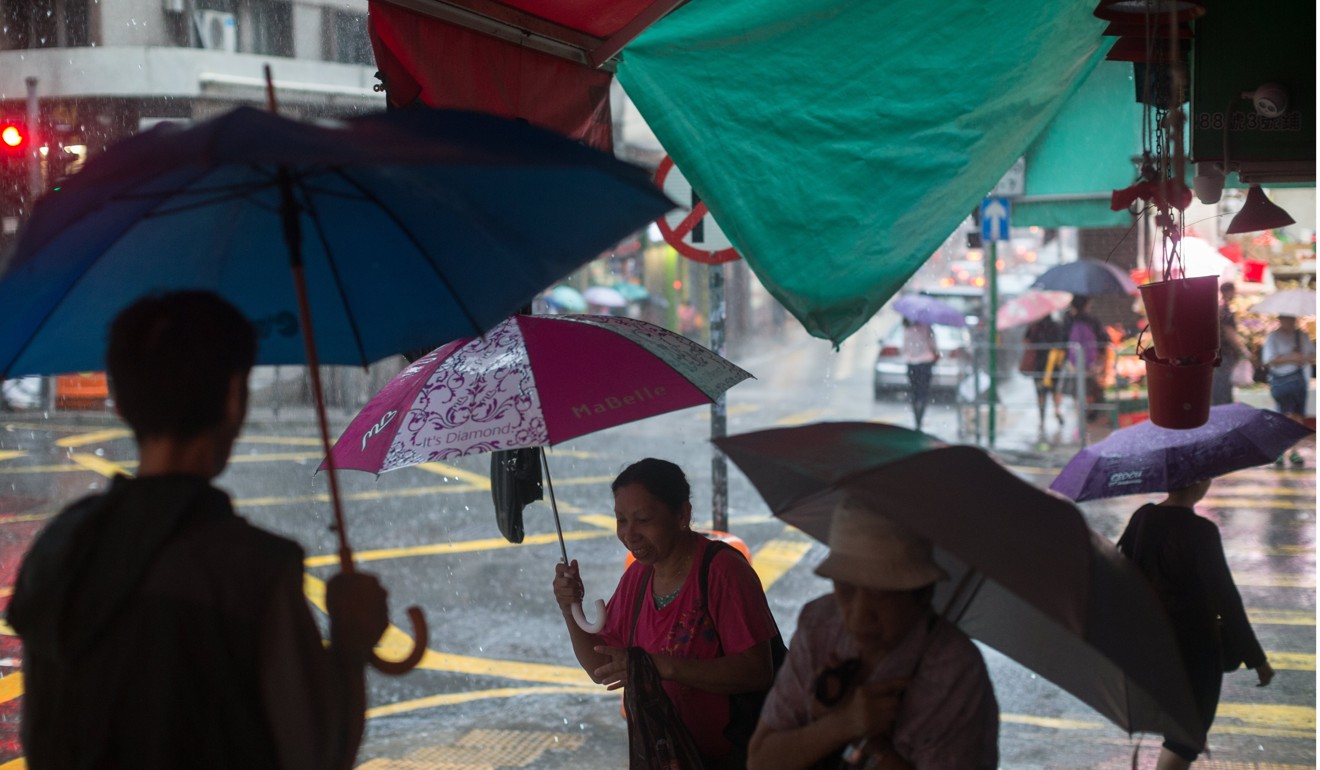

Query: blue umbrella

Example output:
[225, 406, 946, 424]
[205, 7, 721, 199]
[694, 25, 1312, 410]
[0, 105, 674, 376]
[1050, 404, 1312, 502]
[1030, 259, 1138, 296]
[546, 285, 588, 313]
[892, 294, 967, 327]
[0, 103, 673, 674]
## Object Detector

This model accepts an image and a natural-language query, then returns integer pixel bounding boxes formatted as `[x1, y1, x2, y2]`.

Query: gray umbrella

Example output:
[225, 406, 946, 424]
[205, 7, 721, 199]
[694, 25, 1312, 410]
[715, 421, 1203, 748]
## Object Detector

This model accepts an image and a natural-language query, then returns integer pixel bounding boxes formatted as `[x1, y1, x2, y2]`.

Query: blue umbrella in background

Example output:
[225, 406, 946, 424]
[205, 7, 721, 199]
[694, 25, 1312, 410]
[0, 98, 674, 674]
[892, 294, 967, 327]
[546, 285, 588, 313]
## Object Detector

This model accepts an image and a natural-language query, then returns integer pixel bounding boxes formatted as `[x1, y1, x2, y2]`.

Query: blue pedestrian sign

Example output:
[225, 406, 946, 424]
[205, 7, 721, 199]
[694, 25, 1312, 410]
[980, 197, 1011, 242]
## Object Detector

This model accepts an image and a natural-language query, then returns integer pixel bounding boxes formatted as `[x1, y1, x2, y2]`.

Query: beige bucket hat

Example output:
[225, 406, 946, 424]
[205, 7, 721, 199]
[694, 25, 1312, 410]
[814, 497, 948, 590]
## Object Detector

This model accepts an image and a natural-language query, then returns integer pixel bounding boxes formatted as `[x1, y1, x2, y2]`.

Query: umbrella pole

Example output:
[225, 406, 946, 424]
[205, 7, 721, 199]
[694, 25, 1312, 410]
[540, 449, 570, 563]
[279, 168, 427, 676]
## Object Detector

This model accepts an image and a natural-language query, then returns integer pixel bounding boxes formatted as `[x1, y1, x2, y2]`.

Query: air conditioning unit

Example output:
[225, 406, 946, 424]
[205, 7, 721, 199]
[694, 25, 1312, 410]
[194, 10, 237, 53]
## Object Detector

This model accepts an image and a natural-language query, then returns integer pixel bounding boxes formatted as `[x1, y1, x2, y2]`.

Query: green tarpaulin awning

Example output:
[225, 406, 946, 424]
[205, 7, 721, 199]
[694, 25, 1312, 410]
[618, 0, 1111, 345]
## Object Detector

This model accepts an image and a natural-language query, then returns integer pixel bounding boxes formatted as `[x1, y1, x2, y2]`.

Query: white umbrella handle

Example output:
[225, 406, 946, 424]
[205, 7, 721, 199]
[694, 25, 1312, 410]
[572, 598, 607, 633]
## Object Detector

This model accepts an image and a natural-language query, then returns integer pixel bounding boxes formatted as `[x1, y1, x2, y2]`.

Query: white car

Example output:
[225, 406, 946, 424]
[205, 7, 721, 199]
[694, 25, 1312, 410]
[873, 324, 973, 400]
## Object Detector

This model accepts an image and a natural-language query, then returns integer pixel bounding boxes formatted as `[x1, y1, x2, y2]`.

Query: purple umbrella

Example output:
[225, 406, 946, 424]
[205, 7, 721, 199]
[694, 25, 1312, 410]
[892, 294, 967, 327]
[1050, 404, 1312, 502]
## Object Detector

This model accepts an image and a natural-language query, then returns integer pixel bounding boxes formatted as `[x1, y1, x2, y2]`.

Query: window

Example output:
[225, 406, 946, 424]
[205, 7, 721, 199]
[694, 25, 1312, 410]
[251, 1, 293, 57]
[328, 11, 372, 65]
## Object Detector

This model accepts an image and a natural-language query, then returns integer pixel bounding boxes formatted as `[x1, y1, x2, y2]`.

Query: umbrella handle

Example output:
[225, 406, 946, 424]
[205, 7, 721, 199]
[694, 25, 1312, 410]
[571, 599, 607, 634]
[368, 605, 429, 675]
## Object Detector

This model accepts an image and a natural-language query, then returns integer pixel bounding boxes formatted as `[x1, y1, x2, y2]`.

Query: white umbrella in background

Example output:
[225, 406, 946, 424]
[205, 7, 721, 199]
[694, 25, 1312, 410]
[1250, 288, 1317, 317]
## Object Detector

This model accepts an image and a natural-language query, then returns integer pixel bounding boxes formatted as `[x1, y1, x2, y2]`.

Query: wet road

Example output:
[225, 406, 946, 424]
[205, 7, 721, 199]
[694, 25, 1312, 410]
[0, 318, 1313, 769]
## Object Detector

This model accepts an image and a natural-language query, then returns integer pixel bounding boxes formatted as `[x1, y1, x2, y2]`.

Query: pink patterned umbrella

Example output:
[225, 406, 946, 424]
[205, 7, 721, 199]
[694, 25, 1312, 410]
[326, 313, 752, 632]
[327, 314, 752, 472]
[996, 290, 1072, 328]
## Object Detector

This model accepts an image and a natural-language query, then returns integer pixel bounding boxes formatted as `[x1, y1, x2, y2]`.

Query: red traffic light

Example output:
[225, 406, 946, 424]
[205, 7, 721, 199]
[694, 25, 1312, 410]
[1, 123, 26, 151]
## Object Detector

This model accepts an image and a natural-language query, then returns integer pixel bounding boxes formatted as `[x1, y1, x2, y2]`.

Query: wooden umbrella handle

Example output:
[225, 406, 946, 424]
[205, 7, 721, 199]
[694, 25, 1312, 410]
[369, 606, 428, 675]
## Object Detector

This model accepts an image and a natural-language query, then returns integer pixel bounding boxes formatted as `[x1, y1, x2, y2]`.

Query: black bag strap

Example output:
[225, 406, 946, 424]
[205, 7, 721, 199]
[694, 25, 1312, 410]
[628, 565, 652, 647]
[699, 540, 787, 661]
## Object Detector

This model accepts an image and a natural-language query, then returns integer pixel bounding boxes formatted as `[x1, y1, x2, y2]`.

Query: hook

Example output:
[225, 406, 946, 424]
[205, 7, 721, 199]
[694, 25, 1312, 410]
[571, 598, 608, 634]
[368, 605, 428, 675]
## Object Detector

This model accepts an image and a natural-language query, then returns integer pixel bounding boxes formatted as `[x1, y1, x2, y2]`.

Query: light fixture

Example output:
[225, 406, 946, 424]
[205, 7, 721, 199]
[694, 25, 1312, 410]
[1244, 83, 1289, 118]
[1225, 186, 1295, 234]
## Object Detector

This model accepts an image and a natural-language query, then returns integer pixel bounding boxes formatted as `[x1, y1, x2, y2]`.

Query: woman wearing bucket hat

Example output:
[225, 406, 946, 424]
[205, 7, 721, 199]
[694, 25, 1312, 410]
[747, 499, 999, 770]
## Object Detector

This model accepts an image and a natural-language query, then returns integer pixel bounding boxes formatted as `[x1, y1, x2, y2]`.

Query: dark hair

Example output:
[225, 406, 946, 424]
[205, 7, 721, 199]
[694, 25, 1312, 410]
[107, 291, 257, 440]
[1070, 295, 1091, 311]
[1220, 282, 1236, 296]
[611, 458, 690, 513]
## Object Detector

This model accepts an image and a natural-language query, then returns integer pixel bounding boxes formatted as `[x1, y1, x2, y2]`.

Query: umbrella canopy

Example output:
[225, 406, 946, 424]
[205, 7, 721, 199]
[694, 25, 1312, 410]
[996, 290, 1072, 328]
[1050, 404, 1312, 502]
[613, 281, 651, 302]
[1030, 259, 1138, 297]
[546, 285, 588, 313]
[714, 421, 1204, 748]
[0, 106, 674, 377]
[327, 314, 752, 473]
[1249, 288, 1317, 317]
[583, 285, 629, 308]
[892, 295, 967, 327]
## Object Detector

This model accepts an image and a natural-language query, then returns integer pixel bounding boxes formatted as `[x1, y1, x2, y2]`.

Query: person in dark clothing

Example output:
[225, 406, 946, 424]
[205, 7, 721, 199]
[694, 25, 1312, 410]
[8, 291, 389, 770]
[1116, 479, 1274, 770]
[1021, 314, 1066, 433]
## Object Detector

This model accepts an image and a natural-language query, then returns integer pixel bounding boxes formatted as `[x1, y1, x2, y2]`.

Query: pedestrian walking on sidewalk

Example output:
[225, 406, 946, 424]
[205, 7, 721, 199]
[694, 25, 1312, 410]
[1262, 314, 1314, 466]
[1021, 314, 1066, 434]
[902, 319, 939, 432]
[1117, 479, 1275, 770]
[8, 291, 389, 770]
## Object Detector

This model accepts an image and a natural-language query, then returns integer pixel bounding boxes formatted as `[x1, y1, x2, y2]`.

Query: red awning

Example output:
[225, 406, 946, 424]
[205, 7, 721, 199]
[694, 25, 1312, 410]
[368, 0, 684, 151]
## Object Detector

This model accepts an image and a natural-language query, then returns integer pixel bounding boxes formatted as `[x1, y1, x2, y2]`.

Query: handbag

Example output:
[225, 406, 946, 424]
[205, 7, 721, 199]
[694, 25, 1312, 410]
[626, 574, 706, 769]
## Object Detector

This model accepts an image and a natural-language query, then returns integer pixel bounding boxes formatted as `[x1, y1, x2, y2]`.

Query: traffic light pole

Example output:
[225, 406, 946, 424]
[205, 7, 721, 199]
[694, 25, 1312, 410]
[26, 78, 41, 201]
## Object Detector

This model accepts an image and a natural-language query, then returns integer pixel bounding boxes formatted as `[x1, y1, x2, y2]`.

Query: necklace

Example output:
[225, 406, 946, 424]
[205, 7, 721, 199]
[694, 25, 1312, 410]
[653, 584, 681, 609]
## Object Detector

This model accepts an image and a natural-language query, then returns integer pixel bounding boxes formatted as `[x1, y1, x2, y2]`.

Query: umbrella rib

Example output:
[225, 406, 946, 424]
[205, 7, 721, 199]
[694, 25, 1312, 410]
[329, 168, 488, 340]
[298, 183, 372, 368]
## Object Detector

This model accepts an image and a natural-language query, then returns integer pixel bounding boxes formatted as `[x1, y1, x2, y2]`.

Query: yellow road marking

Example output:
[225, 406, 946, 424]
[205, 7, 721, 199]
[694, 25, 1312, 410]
[1214, 702, 1315, 739]
[302, 575, 592, 687]
[0, 756, 24, 770]
[54, 429, 132, 448]
[417, 461, 494, 488]
[366, 685, 602, 719]
[0, 464, 120, 474]
[776, 409, 831, 426]
[1266, 652, 1314, 671]
[1204, 498, 1317, 511]
[68, 453, 131, 479]
[752, 537, 813, 591]
[303, 531, 612, 568]
[1248, 609, 1315, 626]
[0, 673, 22, 704]
[1001, 713, 1105, 730]
[229, 452, 323, 463]
[1230, 574, 1315, 588]
[0, 451, 27, 462]
[236, 483, 484, 508]
[237, 436, 323, 446]
[577, 514, 618, 531]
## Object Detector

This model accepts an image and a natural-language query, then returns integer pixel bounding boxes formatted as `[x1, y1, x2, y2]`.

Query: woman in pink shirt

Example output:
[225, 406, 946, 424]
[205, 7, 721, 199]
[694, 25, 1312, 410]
[553, 458, 780, 768]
